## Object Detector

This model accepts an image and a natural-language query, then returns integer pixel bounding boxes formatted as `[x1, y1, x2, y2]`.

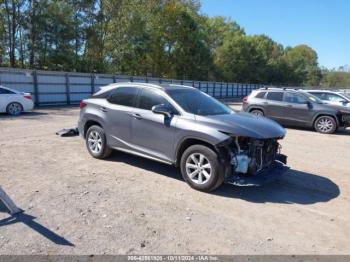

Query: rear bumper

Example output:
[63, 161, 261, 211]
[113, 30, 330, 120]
[22, 99, 34, 111]
[77, 119, 85, 138]
[225, 160, 289, 186]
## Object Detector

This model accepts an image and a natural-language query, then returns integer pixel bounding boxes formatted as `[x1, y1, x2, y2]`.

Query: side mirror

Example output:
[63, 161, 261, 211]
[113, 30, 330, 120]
[152, 104, 172, 118]
[306, 101, 313, 108]
[340, 100, 349, 105]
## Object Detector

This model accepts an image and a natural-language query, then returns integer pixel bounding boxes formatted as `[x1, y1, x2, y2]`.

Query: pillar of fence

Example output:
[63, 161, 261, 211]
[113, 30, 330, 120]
[65, 73, 71, 105]
[91, 73, 95, 95]
[32, 70, 39, 106]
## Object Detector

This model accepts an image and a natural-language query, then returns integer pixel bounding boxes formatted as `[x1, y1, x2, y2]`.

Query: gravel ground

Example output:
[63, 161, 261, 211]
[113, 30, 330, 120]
[0, 106, 349, 255]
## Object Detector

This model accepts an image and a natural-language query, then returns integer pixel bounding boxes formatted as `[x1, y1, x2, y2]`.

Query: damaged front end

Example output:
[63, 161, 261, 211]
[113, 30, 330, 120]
[217, 136, 289, 186]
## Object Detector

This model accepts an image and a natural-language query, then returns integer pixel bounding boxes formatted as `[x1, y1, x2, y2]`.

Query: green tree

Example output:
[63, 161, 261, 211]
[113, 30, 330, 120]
[0, 5, 6, 66]
[321, 69, 350, 88]
[283, 45, 321, 86]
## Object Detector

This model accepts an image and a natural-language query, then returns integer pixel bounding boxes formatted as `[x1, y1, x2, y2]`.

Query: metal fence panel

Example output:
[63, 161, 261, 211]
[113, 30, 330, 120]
[0, 67, 263, 106]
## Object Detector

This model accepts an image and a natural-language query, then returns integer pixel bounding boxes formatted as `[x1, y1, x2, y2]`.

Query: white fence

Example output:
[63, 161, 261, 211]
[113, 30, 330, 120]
[0, 67, 265, 106]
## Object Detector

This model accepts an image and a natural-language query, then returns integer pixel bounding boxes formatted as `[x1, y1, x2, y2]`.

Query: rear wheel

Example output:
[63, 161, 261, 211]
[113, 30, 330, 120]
[85, 125, 112, 159]
[180, 145, 224, 192]
[6, 102, 23, 116]
[250, 109, 264, 117]
[314, 116, 337, 134]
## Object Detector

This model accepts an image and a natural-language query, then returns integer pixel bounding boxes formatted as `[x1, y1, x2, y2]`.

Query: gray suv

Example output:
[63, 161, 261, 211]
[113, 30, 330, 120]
[78, 83, 287, 192]
[243, 88, 350, 134]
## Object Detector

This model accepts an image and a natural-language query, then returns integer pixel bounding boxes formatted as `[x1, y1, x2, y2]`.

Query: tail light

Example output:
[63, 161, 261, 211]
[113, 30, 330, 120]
[24, 95, 32, 100]
[243, 96, 248, 103]
[80, 101, 87, 109]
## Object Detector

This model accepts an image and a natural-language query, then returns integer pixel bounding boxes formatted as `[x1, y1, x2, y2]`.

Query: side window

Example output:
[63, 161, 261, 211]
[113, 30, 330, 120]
[107, 87, 139, 107]
[284, 92, 307, 104]
[255, 91, 266, 99]
[0, 88, 14, 94]
[311, 92, 324, 99]
[138, 89, 172, 111]
[266, 92, 283, 101]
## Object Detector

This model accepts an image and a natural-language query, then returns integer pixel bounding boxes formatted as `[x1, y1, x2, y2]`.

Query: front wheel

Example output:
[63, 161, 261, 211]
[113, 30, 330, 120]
[180, 145, 224, 192]
[314, 116, 337, 134]
[85, 125, 112, 159]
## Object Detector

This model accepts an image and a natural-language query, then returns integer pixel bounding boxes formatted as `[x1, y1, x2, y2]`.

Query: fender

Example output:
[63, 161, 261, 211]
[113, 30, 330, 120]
[246, 105, 266, 114]
[80, 113, 106, 137]
[311, 112, 340, 126]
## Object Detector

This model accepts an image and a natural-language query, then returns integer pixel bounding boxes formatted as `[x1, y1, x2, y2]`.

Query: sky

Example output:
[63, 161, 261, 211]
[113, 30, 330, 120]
[200, 0, 350, 69]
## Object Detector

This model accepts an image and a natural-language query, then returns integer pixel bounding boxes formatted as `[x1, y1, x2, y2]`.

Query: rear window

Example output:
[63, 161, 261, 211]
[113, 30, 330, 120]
[91, 91, 110, 99]
[255, 91, 266, 99]
[107, 87, 139, 107]
[266, 92, 283, 101]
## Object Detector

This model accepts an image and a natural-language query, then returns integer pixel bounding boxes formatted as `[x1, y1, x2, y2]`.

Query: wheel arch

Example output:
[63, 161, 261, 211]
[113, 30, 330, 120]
[312, 113, 339, 127]
[83, 120, 103, 138]
[248, 106, 265, 114]
[175, 138, 217, 167]
[6, 101, 23, 114]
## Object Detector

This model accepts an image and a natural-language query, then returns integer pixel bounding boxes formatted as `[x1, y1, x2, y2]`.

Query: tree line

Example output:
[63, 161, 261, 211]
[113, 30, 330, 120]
[0, 0, 348, 87]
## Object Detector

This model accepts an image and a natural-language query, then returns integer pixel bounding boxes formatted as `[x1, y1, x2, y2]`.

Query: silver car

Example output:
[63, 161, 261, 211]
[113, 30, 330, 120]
[78, 83, 287, 192]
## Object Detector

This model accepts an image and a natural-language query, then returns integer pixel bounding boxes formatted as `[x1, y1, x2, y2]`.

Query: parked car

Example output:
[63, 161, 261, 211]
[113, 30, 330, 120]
[0, 86, 34, 115]
[242, 88, 350, 134]
[78, 83, 288, 192]
[306, 90, 350, 107]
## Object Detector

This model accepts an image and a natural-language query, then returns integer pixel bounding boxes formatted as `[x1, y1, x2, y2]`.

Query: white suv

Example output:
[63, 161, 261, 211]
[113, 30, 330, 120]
[306, 90, 350, 107]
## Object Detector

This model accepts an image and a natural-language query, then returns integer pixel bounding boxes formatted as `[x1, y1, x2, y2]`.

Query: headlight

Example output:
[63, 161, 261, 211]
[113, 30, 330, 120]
[339, 110, 350, 115]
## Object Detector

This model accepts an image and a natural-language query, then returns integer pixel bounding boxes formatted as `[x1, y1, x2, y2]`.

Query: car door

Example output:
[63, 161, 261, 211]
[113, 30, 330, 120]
[264, 91, 286, 123]
[282, 92, 315, 126]
[103, 86, 140, 149]
[130, 88, 179, 163]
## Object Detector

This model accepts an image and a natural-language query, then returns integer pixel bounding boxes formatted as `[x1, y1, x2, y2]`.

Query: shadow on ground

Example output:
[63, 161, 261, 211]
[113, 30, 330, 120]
[106, 151, 340, 205]
[214, 169, 340, 204]
[0, 202, 74, 246]
[0, 111, 48, 120]
[105, 151, 183, 181]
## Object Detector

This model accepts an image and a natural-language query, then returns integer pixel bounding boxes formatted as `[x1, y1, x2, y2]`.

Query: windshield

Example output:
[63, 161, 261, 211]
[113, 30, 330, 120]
[342, 93, 350, 100]
[166, 89, 232, 116]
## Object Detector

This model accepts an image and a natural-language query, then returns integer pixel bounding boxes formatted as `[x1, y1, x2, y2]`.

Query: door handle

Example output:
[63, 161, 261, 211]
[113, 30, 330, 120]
[287, 104, 293, 107]
[263, 102, 269, 105]
[99, 107, 108, 112]
[131, 113, 142, 120]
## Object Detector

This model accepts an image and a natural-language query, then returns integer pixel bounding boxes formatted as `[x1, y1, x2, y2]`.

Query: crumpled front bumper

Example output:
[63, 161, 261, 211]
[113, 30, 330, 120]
[225, 155, 289, 187]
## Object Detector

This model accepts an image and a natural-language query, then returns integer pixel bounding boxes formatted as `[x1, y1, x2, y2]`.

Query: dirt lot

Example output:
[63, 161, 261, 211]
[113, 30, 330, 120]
[0, 105, 349, 255]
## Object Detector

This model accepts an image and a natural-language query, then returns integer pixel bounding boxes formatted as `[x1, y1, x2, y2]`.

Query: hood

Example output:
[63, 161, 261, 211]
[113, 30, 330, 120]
[321, 103, 350, 112]
[195, 112, 286, 139]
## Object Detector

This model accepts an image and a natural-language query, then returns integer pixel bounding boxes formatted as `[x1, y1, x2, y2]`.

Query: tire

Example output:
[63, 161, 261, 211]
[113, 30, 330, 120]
[6, 102, 23, 116]
[180, 145, 224, 192]
[85, 125, 112, 159]
[314, 116, 337, 134]
[250, 109, 264, 117]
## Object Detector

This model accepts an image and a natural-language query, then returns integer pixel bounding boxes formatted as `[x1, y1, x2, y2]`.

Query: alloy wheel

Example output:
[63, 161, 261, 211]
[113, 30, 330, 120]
[185, 153, 212, 185]
[317, 117, 334, 133]
[251, 110, 263, 117]
[88, 130, 103, 153]
[7, 103, 22, 115]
